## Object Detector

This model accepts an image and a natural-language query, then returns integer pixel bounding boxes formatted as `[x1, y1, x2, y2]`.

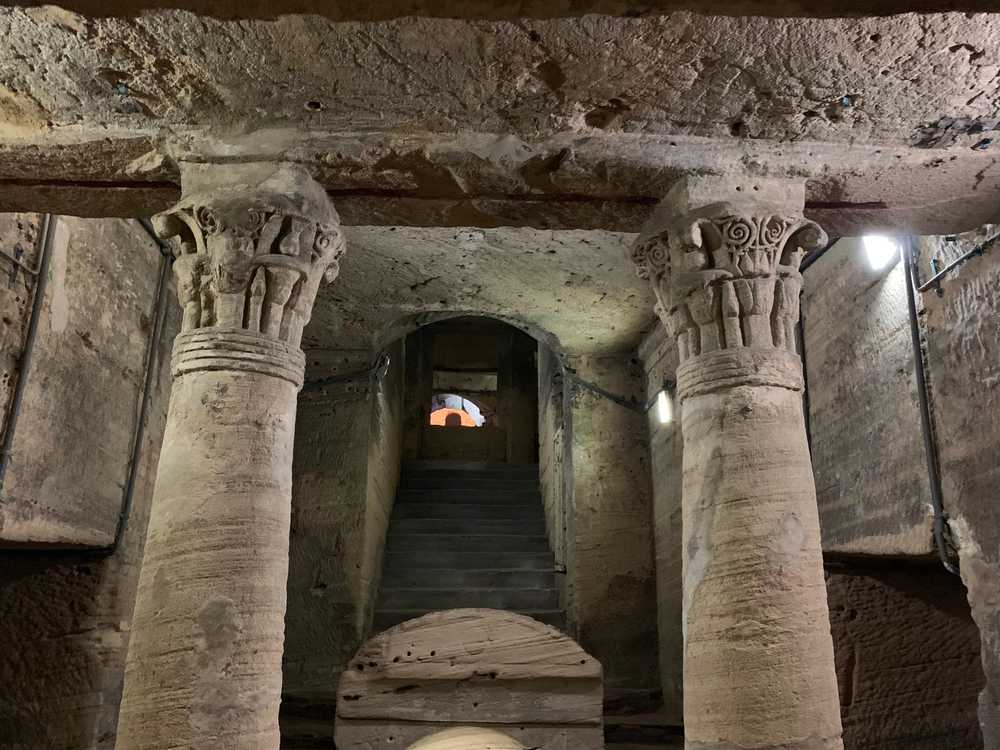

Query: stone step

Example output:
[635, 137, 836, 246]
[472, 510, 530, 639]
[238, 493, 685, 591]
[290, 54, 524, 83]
[383, 550, 556, 570]
[377, 586, 560, 611]
[389, 518, 547, 535]
[386, 533, 551, 553]
[380, 568, 558, 590]
[396, 489, 542, 504]
[373, 608, 566, 633]
[403, 460, 539, 479]
[393, 501, 545, 520]
[401, 476, 541, 491]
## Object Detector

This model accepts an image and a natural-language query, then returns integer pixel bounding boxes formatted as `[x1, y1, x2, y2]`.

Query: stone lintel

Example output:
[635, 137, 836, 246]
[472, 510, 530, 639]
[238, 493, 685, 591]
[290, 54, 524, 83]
[2, 132, 1000, 236]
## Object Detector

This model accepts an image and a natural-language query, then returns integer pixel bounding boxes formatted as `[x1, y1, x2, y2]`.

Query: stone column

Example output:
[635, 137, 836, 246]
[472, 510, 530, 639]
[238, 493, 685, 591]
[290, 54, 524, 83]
[116, 164, 345, 749]
[631, 177, 843, 750]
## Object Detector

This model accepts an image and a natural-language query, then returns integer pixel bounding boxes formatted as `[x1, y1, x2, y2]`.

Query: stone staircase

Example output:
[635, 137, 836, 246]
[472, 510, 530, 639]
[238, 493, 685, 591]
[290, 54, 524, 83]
[374, 460, 564, 633]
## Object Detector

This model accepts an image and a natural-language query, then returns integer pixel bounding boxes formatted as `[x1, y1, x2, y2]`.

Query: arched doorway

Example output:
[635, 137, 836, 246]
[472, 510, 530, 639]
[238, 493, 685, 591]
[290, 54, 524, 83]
[404, 316, 539, 465]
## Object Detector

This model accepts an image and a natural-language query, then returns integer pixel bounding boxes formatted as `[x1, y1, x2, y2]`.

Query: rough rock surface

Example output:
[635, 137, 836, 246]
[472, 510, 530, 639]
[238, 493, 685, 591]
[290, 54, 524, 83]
[920, 227, 1000, 747]
[2, 10, 1000, 233]
[309, 226, 654, 357]
[639, 322, 684, 725]
[0, 217, 178, 749]
[0, 217, 166, 546]
[284, 341, 405, 695]
[803, 238, 935, 557]
[7, 0, 1000, 21]
[827, 566, 984, 750]
[2, 11, 999, 145]
[563, 353, 660, 704]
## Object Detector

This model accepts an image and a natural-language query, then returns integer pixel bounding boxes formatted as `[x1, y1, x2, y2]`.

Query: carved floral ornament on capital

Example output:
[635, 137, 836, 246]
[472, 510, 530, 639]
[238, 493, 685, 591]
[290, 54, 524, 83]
[153, 203, 346, 349]
[631, 205, 827, 364]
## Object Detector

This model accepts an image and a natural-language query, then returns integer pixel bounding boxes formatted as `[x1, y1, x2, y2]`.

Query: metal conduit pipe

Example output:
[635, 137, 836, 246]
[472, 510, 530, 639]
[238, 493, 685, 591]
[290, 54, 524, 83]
[0, 213, 57, 492]
[902, 235, 960, 576]
[109, 220, 173, 553]
[918, 230, 999, 295]
[0, 217, 173, 556]
[798, 237, 958, 575]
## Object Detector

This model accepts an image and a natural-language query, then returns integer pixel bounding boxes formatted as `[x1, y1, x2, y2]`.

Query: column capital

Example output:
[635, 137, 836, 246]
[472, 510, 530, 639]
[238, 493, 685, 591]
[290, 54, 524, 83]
[153, 162, 345, 370]
[630, 176, 826, 396]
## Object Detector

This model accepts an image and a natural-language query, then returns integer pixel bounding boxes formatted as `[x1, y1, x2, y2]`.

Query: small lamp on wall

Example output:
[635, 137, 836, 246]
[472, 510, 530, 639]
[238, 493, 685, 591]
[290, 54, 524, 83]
[862, 235, 900, 271]
[655, 379, 676, 425]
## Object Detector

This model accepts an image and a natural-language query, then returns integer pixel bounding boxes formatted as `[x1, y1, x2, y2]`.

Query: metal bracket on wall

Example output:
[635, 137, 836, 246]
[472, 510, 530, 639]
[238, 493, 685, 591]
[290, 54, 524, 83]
[918, 231, 999, 297]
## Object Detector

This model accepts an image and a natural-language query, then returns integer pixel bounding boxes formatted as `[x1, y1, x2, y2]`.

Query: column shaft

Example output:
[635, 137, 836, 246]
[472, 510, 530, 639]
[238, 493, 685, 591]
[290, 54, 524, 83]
[115, 163, 345, 749]
[679, 351, 841, 749]
[117, 336, 299, 747]
[631, 177, 843, 750]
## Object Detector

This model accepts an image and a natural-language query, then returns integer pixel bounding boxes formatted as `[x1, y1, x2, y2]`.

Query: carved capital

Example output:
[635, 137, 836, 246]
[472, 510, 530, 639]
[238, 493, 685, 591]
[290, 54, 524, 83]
[631, 177, 826, 384]
[153, 163, 345, 351]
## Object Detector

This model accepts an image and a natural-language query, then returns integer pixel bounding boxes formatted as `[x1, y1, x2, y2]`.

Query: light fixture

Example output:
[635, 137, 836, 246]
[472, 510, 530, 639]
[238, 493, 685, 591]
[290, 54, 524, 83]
[862, 235, 900, 271]
[656, 389, 673, 425]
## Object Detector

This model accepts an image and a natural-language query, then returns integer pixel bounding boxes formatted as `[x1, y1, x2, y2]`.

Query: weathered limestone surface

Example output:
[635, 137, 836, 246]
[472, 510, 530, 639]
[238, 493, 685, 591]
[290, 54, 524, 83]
[5, 12, 998, 146]
[0, 213, 42, 441]
[538, 344, 567, 571]
[116, 163, 344, 749]
[827, 567, 984, 750]
[4, 11, 1000, 233]
[634, 176, 842, 748]
[335, 609, 603, 750]
[640, 313, 986, 747]
[564, 354, 659, 705]
[0, 216, 178, 748]
[638, 323, 684, 725]
[803, 238, 934, 557]
[5, 0, 998, 20]
[919, 227, 1000, 747]
[313, 227, 651, 357]
[284, 341, 405, 698]
[0, 218, 167, 546]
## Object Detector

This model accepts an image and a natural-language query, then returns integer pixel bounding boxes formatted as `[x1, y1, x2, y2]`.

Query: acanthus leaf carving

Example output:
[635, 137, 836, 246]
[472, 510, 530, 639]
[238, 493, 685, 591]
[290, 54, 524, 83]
[152, 168, 345, 350]
[631, 201, 827, 365]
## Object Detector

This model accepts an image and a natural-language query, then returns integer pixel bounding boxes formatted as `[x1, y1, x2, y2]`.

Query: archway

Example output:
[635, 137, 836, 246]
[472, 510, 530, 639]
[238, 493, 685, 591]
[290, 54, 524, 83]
[403, 316, 538, 464]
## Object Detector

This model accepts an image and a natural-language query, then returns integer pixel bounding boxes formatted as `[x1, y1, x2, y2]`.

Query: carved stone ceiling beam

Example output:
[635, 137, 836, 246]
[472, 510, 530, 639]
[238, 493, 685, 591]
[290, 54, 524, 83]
[1, 131, 998, 235]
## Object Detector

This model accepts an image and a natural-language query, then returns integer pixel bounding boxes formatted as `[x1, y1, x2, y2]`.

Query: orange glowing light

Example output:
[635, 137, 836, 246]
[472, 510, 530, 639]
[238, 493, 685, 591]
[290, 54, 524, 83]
[430, 407, 476, 427]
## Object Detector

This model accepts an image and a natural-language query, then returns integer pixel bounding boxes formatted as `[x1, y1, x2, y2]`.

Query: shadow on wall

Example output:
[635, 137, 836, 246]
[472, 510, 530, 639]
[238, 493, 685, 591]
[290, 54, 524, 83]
[0, 554, 115, 746]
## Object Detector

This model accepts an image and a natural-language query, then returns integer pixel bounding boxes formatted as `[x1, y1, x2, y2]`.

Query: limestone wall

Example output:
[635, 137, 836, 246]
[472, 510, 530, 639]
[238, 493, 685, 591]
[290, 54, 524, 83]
[284, 341, 406, 697]
[919, 227, 1000, 746]
[0, 216, 173, 547]
[638, 324, 683, 724]
[802, 238, 934, 557]
[0, 216, 178, 747]
[564, 353, 659, 705]
[361, 338, 406, 637]
[537, 344, 566, 569]
[828, 566, 983, 749]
